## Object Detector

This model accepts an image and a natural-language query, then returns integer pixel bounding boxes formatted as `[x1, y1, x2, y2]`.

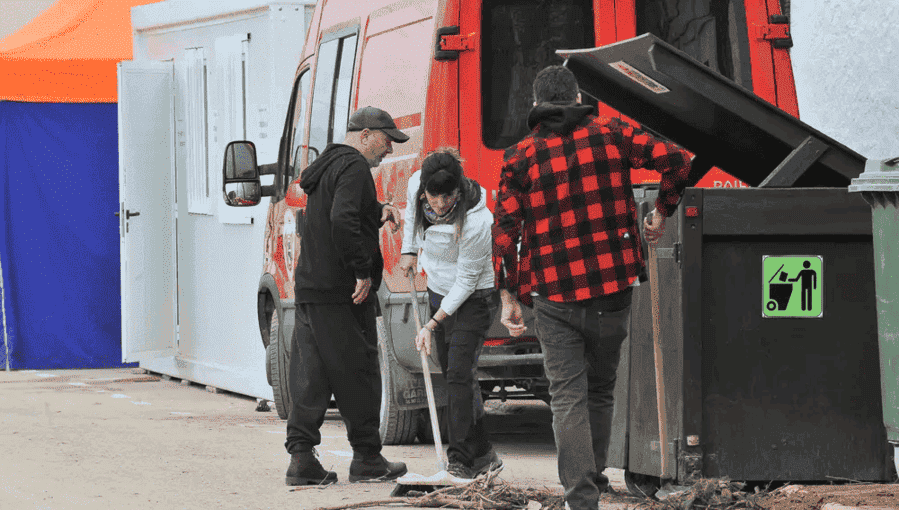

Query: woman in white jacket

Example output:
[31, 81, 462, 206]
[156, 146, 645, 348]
[398, 148, 501, 479]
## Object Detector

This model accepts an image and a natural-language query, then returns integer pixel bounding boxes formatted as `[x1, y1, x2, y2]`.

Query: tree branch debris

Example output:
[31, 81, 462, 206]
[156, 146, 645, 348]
[310, 473, 774, 510]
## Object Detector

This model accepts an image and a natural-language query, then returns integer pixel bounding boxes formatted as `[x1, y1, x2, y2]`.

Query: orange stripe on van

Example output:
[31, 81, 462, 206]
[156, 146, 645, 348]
[393, 112, 421, 130]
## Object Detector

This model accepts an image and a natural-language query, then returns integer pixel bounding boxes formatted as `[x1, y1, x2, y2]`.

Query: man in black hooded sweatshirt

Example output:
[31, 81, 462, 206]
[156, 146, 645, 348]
[284, 106, 409, 485]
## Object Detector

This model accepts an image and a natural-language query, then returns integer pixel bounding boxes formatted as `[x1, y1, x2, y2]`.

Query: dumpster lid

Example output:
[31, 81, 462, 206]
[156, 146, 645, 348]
[557, 34, 866, 188]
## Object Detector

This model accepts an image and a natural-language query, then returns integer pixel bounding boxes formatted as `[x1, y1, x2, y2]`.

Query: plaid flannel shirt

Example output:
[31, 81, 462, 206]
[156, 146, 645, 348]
[493, 113, 692, 306]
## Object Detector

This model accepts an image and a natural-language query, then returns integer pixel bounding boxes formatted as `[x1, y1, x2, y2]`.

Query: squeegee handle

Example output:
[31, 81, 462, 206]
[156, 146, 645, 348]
[408, 274, 447, 470]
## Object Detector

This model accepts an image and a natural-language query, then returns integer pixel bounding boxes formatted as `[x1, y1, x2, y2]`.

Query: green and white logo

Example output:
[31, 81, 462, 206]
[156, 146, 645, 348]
[762, 255, 823, 318]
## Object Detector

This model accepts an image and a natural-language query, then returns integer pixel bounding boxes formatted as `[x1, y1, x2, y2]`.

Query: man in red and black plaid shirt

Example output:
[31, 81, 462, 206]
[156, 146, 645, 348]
[492, 65, 693, 510]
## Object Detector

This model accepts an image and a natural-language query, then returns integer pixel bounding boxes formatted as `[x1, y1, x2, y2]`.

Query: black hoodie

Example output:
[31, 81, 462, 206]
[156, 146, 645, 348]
[527, 102, 596, 136]
[295, 143, 384, 303]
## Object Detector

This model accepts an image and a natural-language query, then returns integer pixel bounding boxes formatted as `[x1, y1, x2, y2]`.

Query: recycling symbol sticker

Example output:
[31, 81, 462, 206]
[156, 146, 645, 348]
[762, 255, 823, 318]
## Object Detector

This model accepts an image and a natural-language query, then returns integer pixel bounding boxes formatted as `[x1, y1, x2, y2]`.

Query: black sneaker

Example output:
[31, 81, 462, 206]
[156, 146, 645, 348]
[285, 449, 338, 486]
[470, 447, 502, 476]
[348, 453, 407, 482]
[446, 460, 474, 479]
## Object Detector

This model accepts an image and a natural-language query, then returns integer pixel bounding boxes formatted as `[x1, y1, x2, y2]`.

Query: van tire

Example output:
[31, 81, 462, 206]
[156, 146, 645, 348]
[377, 317, 418, 445]
[269, 309, 291, 420]
[265, 342, 274, 386]
[415, 405, 449, 444]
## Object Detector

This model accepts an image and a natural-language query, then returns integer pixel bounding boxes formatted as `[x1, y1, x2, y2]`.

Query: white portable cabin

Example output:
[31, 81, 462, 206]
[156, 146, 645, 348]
[118, 1, 314, 399]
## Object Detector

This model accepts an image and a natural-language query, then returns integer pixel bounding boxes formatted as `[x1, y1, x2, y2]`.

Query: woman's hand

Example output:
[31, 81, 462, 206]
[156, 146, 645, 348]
[399, 254, 418, 276]
[415, 326, 432, 356]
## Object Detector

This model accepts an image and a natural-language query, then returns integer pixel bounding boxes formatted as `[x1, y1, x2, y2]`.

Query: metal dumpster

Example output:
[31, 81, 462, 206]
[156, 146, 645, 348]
[558, 34, 893, 488]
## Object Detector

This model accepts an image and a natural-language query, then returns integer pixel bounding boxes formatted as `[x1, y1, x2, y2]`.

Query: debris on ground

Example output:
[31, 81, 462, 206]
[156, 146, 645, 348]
[311, 467, 567, 510]
[757, 482, 899, 510]
[309, 472, 767, 510]
[311, 473, 899, 510]
[640, 479, 770, 510]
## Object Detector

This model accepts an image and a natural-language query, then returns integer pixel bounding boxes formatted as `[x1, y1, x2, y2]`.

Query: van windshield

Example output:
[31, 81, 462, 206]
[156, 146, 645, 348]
[481, 0, 594, 149]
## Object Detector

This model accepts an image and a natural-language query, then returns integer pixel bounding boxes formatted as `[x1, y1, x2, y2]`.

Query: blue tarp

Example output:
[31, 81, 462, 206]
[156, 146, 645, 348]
[0, 101, 132, 369]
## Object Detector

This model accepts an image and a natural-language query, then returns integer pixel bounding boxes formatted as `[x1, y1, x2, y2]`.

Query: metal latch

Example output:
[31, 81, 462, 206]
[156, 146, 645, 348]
[435, 26, 475, 61]
[756, 15, 793, 49]
[656, 243, 682, 263]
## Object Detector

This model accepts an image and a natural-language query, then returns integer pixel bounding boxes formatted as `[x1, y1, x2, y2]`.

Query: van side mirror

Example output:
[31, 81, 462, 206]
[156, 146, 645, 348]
[223, 141, 261, 207]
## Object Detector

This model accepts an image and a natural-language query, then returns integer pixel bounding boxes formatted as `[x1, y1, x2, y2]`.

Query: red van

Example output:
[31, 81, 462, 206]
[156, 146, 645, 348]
[221, 0, 797, 446]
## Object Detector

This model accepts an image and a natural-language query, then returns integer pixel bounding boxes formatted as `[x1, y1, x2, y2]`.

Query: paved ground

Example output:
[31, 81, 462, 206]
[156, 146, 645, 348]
[0, 367, 626, 510]
[4, 368, 896, 510]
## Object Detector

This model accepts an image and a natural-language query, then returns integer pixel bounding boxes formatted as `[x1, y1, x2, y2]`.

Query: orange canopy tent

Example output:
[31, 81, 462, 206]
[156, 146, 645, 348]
[0, 0, 161, 103]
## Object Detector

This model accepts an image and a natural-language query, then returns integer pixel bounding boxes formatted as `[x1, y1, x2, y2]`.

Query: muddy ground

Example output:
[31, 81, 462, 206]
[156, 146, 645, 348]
[1, 368, 896, 510]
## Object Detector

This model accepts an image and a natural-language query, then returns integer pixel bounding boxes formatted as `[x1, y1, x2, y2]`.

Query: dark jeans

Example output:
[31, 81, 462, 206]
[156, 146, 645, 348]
[429, 288, 498, 466]
[533, 288, 633, 510]
[284, 301, 382, 457]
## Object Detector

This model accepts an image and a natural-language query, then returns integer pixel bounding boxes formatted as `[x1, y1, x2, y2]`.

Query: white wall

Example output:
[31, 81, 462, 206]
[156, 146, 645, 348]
[128, 1, 313, 398]
[791, 0, 899, 160]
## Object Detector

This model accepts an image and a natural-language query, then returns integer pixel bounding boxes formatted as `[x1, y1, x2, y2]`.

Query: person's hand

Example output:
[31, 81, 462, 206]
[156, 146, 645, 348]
[352, 277, 372, 304]
[415, 326, 432, 356]
[643, 208, 666, 245]
[499, 290, 527, 337]
[380, 204, 401, 234]
[398, 254, 418, 277]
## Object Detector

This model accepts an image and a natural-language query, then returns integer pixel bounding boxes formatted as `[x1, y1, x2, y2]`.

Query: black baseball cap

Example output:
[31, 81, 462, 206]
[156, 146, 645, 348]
[347, 106, 410, 143]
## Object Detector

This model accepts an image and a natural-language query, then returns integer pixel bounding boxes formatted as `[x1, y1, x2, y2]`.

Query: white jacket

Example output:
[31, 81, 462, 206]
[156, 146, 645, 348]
[401, 170, 494, 316]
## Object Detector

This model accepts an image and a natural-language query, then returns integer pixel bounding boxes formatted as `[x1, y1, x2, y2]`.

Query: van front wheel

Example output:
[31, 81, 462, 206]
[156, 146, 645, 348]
[377, 317, 418, 445]
[269, 309, 291, 420]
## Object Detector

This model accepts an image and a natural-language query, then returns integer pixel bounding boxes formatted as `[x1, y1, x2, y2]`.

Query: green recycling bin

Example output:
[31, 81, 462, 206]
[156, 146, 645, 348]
[849, 156, 899, 474]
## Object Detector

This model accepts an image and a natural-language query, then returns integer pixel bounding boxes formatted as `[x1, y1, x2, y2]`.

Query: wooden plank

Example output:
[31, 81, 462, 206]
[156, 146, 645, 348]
[758, 135, 829, 188]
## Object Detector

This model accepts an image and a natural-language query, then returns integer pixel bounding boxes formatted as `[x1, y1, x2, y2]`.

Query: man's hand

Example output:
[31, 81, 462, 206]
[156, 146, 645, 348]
[398, 254, 418, 277]
[643, 208, 666, 245]
[352, 277, 372, 304]
[380, 204, 401, 234]
[500, 289, 527, 337]
[415, 326, 432, 356]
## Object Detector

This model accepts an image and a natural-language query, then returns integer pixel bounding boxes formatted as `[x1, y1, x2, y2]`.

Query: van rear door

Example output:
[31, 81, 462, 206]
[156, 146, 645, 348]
[459, 0, 798, 192]
[458, 0, 597, 209]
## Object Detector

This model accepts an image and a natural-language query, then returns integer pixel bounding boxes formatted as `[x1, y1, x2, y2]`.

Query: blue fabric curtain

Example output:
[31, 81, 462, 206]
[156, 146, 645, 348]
[0, 101, 132, 369]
